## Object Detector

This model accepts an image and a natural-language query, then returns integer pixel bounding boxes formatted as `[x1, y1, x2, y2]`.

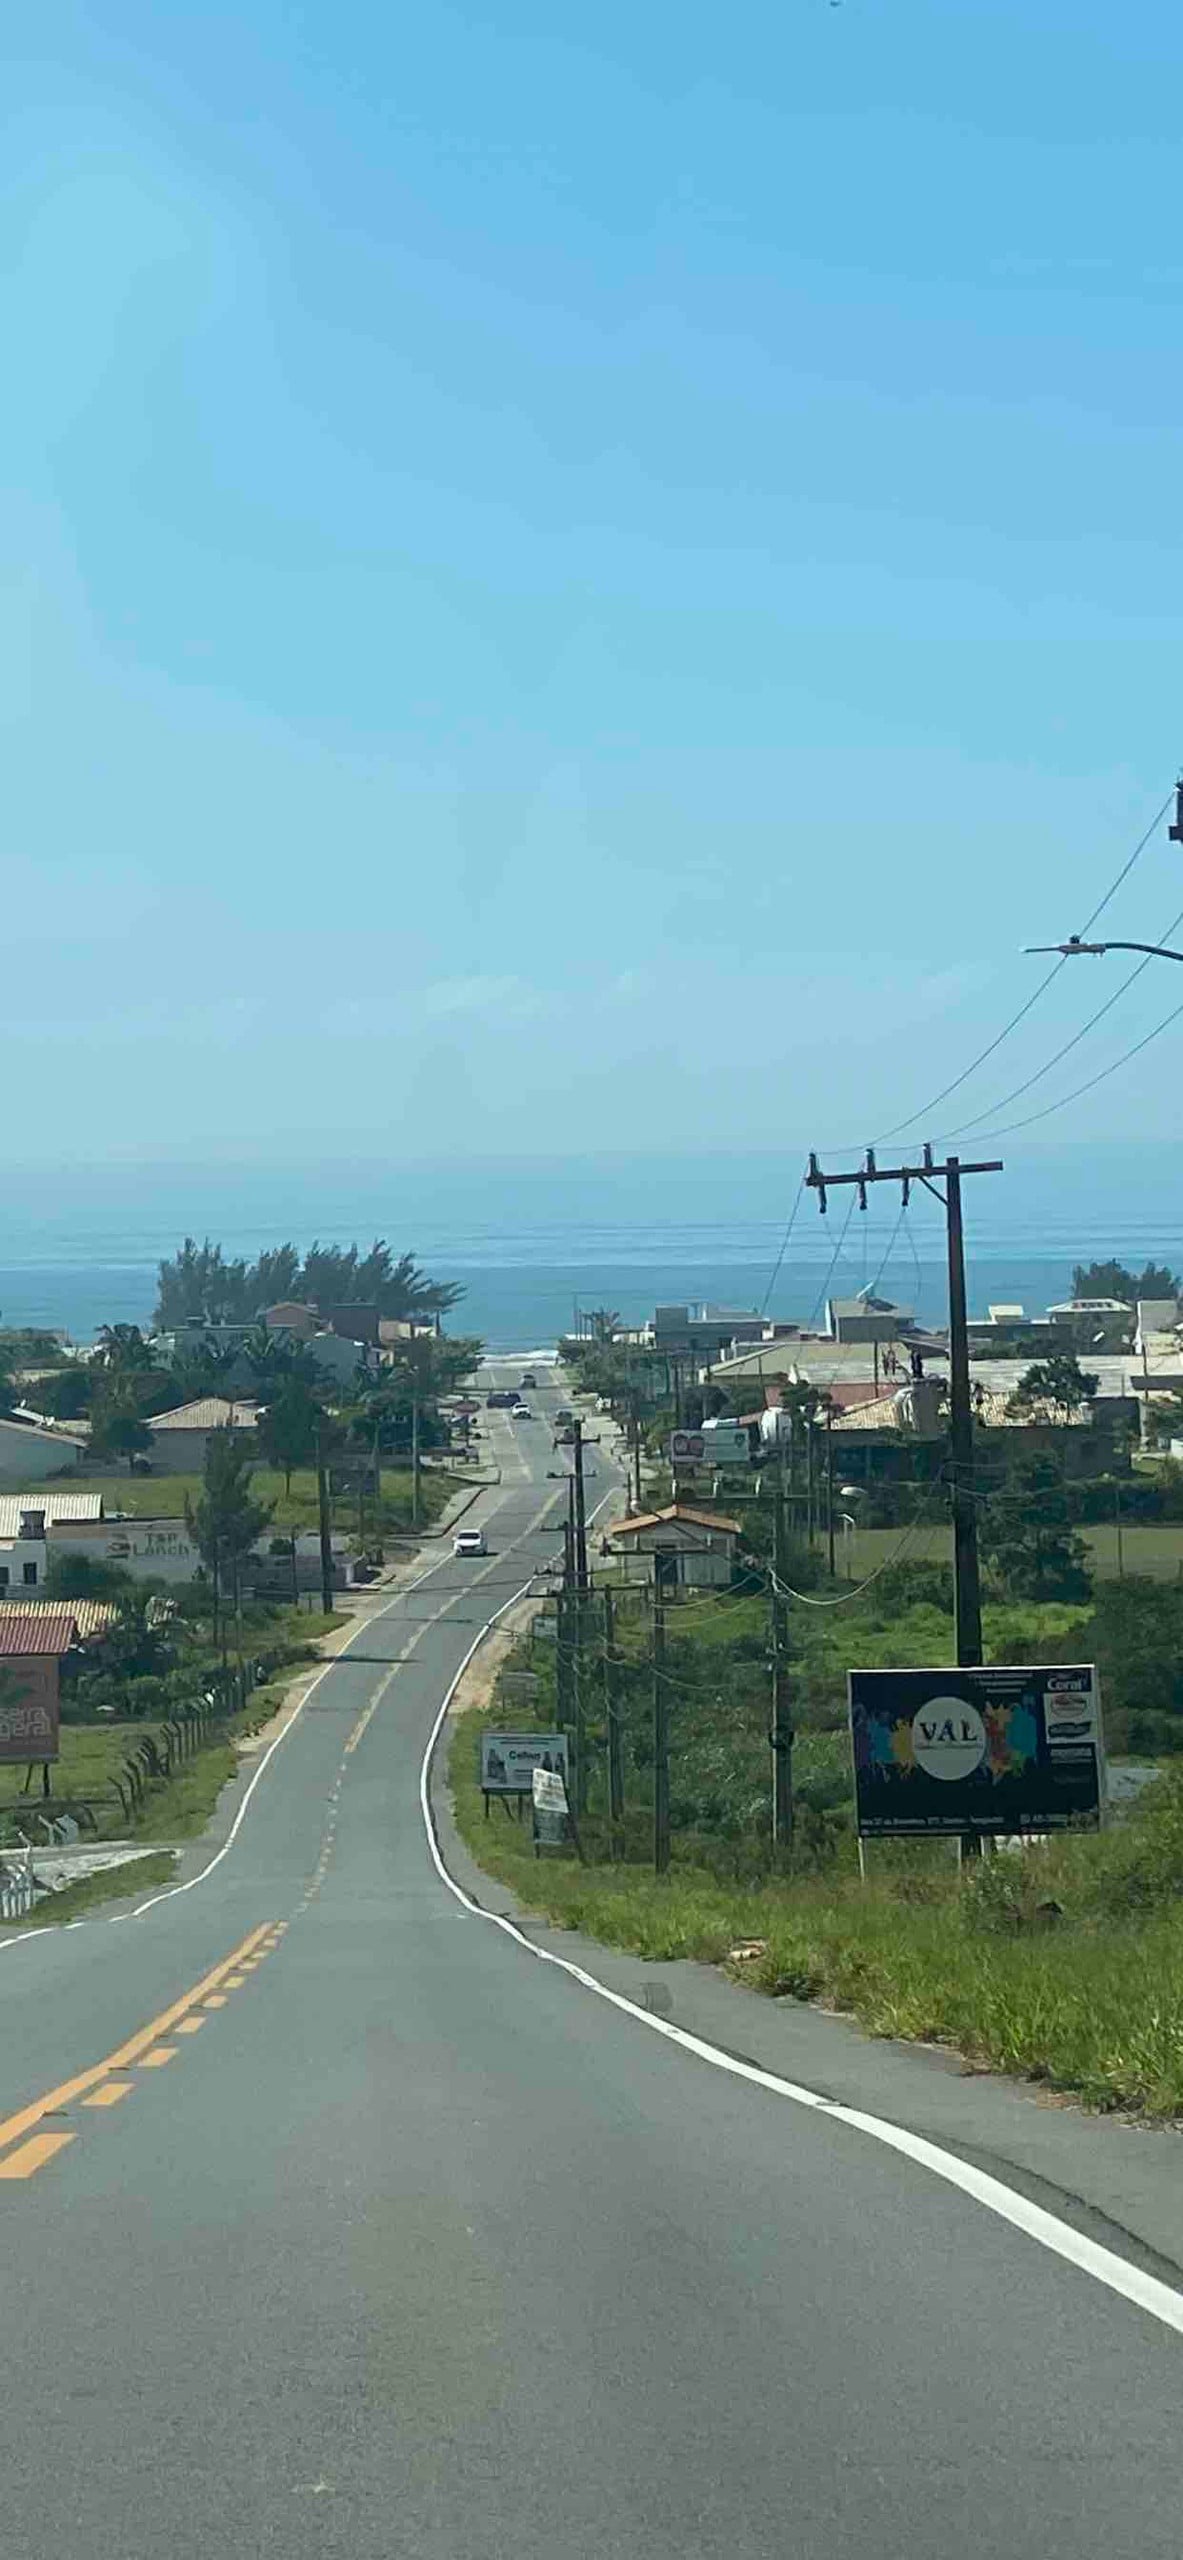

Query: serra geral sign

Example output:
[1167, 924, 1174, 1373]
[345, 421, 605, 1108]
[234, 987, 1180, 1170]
[848, 1663, 1104, 1839]
[0, 1659, 60, 1765]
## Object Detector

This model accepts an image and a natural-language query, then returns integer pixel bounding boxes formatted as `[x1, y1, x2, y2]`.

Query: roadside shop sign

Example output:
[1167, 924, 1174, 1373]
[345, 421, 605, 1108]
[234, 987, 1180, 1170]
[480, 1731, 570, 1797]
[848, 1663, 1103, 1839]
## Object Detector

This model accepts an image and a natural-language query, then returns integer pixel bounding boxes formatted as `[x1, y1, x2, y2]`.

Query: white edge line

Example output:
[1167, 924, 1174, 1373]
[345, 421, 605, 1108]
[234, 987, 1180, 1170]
[123, 1410, 603, 1924]
[0, 1414, 617, 1951]
[127, 1550, 456, 1916]
[418, 1553, 1183, 2345]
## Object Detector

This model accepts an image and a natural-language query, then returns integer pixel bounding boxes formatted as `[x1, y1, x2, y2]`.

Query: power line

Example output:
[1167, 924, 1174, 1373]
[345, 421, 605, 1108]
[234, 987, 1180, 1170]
[938, 899, 1183, 1142]
[760, 1172, 806, 1314]
[860, 788, 1174, 1147]
[867, 1198, 908, 1298]
[964, 986, 1183, 1143]
[808, 1187, 859, 1328]
[771, 1472, 953, 1608]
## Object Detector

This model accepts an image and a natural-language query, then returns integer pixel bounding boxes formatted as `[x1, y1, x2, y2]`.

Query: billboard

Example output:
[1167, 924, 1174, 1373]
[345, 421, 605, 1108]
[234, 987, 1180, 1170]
[701, 1423, 750, 1466]
[669, 1424, 750, 1468]
[480, 1731, 570, 1797]
[848, 1663, 1103, 1839]
[0, 1659, 61, 1765]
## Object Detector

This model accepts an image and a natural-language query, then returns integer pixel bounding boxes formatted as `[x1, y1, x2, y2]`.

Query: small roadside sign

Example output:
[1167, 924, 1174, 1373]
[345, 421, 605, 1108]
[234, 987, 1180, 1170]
[532, 1763, 572, 1854]
[480, 1731, 570, 1797]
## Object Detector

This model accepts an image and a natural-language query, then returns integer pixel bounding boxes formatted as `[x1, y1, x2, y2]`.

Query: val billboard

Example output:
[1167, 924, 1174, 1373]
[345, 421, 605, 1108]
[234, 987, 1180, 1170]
[848, 1663, 1103, 1840]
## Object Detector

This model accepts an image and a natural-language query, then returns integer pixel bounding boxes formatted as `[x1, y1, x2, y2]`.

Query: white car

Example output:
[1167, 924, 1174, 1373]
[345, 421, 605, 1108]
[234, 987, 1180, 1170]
[453, 1529, 488, 1558]
[512, 1403, 532, 1420]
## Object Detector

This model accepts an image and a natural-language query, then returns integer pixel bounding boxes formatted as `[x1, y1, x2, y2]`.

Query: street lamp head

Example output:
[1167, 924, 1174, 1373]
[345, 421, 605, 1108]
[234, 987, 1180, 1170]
[1024, 934, 1107, 956]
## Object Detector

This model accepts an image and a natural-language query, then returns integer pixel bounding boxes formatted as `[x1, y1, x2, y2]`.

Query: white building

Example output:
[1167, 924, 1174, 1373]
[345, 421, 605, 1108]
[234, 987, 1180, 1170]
[0, 1491, 104, 1592]
[0, 1415, 86, 1483]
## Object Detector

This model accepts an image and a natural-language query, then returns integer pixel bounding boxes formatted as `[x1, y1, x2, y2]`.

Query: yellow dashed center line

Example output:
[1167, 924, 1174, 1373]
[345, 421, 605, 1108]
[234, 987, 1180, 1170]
[0, 1917, 274, 2179]
[0, 2131, 75, 2178]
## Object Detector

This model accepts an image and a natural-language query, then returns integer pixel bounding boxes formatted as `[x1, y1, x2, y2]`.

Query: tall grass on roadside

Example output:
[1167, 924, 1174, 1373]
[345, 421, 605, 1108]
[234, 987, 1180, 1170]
[449, 1700, 1183, 2120]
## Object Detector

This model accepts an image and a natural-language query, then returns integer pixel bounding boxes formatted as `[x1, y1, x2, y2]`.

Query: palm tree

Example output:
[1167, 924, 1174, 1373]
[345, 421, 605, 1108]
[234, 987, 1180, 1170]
[94, 1323, 156, 1373]
[587, 1308, 621, 1344]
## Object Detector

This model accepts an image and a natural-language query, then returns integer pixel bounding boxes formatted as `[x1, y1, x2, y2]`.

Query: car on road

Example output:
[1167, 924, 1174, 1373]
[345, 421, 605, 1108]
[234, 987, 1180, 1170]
[486, 1390, 517, 1408]
[452, 1529, 489, 1557]
[519, 1371, 537, 1389]
[511, 1403, 532, 1420]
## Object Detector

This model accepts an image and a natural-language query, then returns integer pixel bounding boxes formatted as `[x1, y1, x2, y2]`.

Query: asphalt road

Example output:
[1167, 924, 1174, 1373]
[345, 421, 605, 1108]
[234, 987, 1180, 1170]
[1, 1362, 1179, 2559]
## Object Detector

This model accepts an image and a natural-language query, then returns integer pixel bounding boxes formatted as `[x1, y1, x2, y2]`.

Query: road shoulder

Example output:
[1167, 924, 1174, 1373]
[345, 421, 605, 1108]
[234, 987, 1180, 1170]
[431, 1687, 1183, 2294]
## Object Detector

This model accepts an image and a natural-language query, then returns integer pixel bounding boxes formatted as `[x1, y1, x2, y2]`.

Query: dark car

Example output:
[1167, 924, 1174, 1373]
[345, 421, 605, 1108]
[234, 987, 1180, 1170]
[520, 1371, 537, 1390]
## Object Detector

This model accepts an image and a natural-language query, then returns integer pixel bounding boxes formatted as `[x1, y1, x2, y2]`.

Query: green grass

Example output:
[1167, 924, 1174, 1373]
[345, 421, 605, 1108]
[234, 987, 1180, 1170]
[59, 1465, 451, 1537]
[0, 1648, 327, 1847]
[449, 1697, 1183, 2119]
[0, 1713, 241, 1844]
[0, 1853, 176, 1930]
[839, 1522, 1183, 1583]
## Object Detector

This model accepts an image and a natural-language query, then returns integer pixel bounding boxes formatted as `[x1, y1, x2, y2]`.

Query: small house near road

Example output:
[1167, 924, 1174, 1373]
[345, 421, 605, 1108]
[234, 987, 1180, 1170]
[0, 1414, 86, 1484]
[144, 1397, 261, 1472]
[602, 1504, 743, 1590]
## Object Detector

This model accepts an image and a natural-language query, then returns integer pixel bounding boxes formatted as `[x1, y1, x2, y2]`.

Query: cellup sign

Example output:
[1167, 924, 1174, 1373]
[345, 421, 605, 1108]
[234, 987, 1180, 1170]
[848, 1663, 1103, 1839]
[480, 1731, 570, 1798]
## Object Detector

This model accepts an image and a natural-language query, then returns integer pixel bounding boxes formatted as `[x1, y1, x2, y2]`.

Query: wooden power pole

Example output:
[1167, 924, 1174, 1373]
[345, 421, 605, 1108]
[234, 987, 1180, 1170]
[806, 1146, 1001, 1674]
[603, 1584, 625, 1857]
[771, 1458, 792, 1847]
[652, 1574, 670, 1874]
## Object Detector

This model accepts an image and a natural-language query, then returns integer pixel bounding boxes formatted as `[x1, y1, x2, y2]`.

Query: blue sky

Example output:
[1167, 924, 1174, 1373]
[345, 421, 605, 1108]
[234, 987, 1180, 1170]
[6, 0, 1183, 1171]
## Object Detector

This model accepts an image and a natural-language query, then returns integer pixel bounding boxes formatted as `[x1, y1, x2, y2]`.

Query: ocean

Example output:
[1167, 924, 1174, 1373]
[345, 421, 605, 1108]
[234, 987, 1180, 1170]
[2, 1144, 1180, 1350]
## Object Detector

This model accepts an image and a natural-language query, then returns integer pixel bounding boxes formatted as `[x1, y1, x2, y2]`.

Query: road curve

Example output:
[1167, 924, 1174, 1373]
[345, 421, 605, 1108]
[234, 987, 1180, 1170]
[0, 1363, 1178, 2559]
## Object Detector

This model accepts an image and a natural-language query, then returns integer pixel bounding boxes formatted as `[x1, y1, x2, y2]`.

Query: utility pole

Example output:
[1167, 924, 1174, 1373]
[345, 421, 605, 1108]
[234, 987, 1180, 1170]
[807, 1145, 1001, 1676]
[556, 1497, 576, 1754]
[570, 1429, 589, 1815]
[771, 1457, 792, 1847]
[943, 1156, 983, 1668]
[571, 1417, 589, 1590]
[315, 1420, 334, 1617]
[411, 1389, 421, 1529]
[825, 1406, 836, 1579]
[652, 1572, 670, 1874]
[603, 1584, 625, 1857]
[630, 1395, 643, 1511]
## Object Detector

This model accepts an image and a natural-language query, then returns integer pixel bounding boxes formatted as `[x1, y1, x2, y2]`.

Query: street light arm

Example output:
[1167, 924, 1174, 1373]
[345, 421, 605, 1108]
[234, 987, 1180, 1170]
[1024, 936, 1183, 964]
